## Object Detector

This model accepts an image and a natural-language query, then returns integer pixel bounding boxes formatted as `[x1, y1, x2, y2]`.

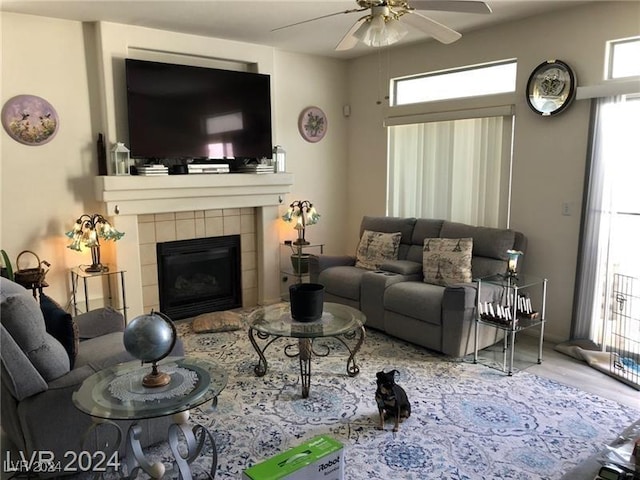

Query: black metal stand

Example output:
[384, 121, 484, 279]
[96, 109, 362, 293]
[248, 326, 366, 398]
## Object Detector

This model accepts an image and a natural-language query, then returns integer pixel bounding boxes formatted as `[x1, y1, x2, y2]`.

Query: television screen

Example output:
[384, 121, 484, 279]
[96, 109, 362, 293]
[125, 59, 272, 161]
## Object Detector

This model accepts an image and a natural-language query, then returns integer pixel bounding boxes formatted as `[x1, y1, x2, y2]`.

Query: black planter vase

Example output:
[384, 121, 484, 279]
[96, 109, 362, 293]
[289, 283, 325, 322]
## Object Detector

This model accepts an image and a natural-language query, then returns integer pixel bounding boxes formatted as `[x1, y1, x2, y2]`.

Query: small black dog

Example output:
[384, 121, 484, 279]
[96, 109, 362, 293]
[375, 369, 411, 432]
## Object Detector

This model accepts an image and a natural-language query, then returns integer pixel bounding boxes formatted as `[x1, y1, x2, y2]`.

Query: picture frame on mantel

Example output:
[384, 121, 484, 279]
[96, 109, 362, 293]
[298, 106, 327, 143]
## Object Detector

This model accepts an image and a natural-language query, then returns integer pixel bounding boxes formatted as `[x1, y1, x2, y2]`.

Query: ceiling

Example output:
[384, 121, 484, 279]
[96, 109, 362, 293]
[1, 0, 598, 59]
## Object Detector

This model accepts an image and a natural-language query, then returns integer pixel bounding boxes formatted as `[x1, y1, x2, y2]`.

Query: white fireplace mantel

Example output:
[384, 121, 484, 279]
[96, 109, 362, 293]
[96, 173, 294, 216]
[95, 173, 294, 319]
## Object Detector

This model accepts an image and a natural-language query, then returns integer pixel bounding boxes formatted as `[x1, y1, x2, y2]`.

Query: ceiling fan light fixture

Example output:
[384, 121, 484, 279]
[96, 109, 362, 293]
[354, 14, 408, 47]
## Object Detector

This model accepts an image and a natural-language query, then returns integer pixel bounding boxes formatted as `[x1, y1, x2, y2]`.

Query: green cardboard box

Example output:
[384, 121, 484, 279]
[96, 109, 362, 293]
[242, 435, 344, 480]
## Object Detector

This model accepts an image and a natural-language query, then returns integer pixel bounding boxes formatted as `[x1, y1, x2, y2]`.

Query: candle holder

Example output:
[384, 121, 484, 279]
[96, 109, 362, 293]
[506, 250, 523, 277]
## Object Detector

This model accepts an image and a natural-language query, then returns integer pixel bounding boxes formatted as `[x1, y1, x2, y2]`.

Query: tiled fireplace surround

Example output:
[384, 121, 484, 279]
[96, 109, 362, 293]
[138, 208, 257, 313]
[96, 174, 294, 319]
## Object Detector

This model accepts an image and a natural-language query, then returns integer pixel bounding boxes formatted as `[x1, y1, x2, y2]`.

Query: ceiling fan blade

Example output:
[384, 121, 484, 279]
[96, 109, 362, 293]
[271, 8, 366, 32]
[410, 1, 492, 14]
[335, 17, 368, 51]
[403, 11, 462, 44]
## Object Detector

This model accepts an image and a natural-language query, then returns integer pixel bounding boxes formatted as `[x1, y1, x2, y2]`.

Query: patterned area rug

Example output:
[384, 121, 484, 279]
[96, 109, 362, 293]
[140, 318, 639, 479]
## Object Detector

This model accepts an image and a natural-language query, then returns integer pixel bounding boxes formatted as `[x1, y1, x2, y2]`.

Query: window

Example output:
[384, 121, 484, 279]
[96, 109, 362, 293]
[392, 60, 517, 106]
[607, 36, 640, 79]
[387, 114, 513, 228]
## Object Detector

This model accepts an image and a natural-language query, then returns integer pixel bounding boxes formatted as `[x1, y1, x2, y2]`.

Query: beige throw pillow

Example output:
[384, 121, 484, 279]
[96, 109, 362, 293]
[355, 230, 402, 271]
[192, 311, 242, 333]
[423, 238, 473, 286]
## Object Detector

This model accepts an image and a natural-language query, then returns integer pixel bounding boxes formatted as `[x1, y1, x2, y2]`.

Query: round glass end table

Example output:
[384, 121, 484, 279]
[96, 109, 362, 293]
[73, 356, 227, 479]
[248, 302, 366, 398]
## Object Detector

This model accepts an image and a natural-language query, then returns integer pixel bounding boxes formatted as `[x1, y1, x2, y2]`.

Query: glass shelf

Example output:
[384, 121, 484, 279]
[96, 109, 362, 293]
[473, 274, 548, 375]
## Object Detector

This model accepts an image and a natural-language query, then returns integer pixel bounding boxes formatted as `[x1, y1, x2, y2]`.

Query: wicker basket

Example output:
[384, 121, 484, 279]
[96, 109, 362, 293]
[14, 250, 50, 285]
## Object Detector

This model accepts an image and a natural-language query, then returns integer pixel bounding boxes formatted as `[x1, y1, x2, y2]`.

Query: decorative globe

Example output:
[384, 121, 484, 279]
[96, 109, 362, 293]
[123, 310, 177, 388]
[123, 310, 177, 363]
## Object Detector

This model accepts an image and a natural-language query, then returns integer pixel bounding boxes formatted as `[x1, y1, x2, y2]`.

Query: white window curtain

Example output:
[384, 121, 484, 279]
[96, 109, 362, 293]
[388, 116, 508, 227]
[572, 95, 640, 343]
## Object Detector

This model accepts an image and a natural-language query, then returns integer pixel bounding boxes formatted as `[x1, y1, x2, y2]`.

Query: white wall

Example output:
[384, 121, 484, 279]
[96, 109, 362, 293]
[345, 2, 640, 343]
[0, 12, 349, 306]
[272, 50, 349, 251]
[1, 13, 96, 304]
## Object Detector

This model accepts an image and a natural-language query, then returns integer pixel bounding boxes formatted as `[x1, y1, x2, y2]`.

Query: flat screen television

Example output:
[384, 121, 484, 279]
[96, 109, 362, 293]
[125, 58, 272, 161]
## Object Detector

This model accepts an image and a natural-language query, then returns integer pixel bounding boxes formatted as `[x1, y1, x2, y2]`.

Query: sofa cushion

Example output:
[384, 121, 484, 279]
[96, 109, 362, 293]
[440, 221, 515, 261]
[1, 292, 70, 381]
[360, 216, 416, 244]
[361, 216, 417, 261]
[40, 294, 79, 368]
[318, 266, 369, 301]
[405, 218, 444, 262]
[355, 230, 402, 270]
[0, 276, 29, 299]
[74, 332, 135, 371]
[76, 307, 125, 339]
[0, 324, 48, 400]
[384, 281, 445, 326]
[380, 260, 423, 275]
[412, 219, 444, 244]
[423, 238, 473, 286]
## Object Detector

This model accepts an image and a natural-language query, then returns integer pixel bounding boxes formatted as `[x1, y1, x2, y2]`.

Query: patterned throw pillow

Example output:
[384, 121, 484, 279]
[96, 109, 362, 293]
[355, 230, 402, 270]
[423, 238, 473, 286]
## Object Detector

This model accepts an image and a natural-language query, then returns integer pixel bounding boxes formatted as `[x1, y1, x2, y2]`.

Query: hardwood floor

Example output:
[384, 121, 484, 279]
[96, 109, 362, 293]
[498, 334, 639, 411]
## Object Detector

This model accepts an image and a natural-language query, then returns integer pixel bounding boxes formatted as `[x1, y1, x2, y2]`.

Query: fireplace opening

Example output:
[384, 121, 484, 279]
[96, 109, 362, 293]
[157, 235, 242, 320]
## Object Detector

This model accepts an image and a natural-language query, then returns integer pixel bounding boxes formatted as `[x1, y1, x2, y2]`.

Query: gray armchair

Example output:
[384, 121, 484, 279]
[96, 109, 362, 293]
[1, 277, 184, 477]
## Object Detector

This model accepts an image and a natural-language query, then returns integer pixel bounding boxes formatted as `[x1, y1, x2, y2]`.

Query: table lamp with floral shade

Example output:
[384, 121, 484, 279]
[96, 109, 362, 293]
[281, 200, 320, 246]
[66, 213, 124, 272]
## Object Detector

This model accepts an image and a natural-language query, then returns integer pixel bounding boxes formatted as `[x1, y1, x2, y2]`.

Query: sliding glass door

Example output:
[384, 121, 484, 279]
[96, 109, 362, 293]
[574, 95, 640, 349]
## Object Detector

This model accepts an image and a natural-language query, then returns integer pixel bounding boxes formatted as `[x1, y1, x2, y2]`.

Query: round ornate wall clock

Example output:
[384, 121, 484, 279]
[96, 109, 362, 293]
[298, 106, 327, 143]
[1, 94, 59, 145]
[526, 60, 577, 116]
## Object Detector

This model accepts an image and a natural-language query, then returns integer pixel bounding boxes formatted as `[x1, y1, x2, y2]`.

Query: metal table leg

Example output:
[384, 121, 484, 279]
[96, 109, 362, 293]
[508, 329, 516, 376]
[333, 326, 366, 376]
[124, 424, 166, 479]
[250, 327, 366, 399]
[248, 327, 281, 376]
[298, 339, 312, 398]
[80, 417, 123, 479]
[168, 410, 217, 480]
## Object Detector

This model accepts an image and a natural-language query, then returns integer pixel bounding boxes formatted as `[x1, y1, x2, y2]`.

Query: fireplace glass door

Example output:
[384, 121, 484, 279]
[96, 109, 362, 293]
[157, 235, 242, 320]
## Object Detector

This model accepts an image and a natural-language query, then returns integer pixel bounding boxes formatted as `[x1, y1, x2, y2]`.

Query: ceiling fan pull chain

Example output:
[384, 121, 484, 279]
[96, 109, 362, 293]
[376, 48, 392, 105]
[385, 47, 391, 102]
[376, 48, 384, 105]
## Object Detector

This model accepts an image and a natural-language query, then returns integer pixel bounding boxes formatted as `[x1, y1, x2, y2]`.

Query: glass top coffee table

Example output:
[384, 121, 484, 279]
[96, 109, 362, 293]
[248, 302, 366, 398]
[73, 356, 227, 479]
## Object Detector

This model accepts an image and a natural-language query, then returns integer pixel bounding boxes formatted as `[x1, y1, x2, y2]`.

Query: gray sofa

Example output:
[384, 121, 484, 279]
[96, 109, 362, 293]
[310, 216, 527, 358]
[0, 277, 184, 476]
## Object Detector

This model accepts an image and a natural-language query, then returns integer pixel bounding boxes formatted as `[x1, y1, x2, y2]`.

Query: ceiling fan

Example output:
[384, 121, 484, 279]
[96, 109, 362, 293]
[273, 0, 492, 51]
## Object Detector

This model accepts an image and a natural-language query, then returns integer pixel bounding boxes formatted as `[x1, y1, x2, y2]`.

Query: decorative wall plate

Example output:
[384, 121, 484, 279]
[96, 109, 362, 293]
[298, 106, 327, 143]
[1, 94, 59, 145]
[526, 60, 576, 116]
